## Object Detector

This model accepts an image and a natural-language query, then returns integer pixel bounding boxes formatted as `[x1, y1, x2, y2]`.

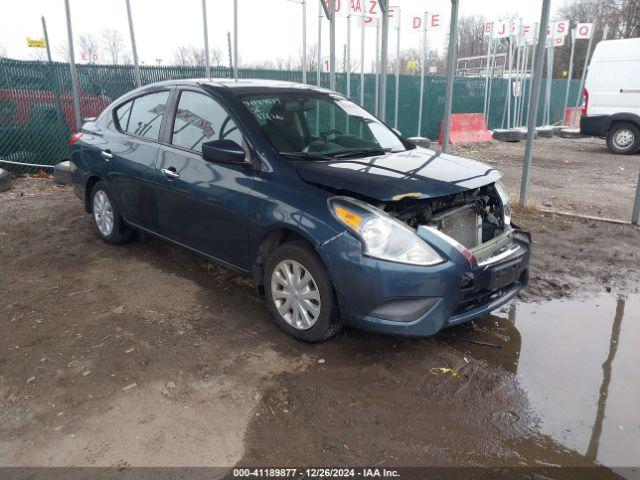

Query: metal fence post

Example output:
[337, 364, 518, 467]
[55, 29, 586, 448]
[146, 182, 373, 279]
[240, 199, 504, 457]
[378, 0, 389, 120]
[520, 0, 551, 204]
[202, 0, 210, 77]
[63, 0, 82, 130]
[417, 12, 427, 137]
[233, 0, 239, 81]
[441, 0, 459, 153]
[575, 26, 594, 108]
[562, 29, 576, 124]
[302, 0, 307, 83]
[394, 8, 401, 129]
[632, 172, 640, 225]
[124, 0, 142, 88]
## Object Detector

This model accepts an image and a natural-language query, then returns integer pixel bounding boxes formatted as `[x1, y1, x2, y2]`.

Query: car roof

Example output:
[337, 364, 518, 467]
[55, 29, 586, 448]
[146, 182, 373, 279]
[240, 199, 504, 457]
[141, 78, 336, 95]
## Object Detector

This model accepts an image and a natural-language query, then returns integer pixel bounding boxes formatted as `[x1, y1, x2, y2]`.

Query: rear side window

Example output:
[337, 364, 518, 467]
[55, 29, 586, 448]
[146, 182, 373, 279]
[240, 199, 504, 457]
[171, 91, 242, 152]
[115, 91, 169, 140]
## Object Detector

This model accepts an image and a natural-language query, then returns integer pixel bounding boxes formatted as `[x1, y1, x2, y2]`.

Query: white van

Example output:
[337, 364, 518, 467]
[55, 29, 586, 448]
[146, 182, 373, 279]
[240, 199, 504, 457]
[580, 37, 640, 155]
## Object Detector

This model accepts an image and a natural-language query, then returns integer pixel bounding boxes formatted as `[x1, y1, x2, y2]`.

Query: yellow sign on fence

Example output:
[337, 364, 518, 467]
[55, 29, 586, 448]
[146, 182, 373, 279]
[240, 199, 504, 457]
[407, 60, 418, 70]
[26, 37, 46, 48]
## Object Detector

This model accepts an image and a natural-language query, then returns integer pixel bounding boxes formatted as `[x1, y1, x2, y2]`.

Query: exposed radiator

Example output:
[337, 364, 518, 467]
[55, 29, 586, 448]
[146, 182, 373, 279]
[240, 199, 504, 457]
[432, 204, 482, 249]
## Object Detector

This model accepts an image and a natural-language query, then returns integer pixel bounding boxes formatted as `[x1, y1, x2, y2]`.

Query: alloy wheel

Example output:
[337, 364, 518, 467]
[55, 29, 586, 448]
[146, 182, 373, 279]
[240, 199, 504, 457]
[93, 190, 114, 237]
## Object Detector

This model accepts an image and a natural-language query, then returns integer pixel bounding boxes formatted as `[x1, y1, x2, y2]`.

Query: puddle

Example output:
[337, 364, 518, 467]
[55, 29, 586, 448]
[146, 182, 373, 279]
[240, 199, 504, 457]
[446, 293, 640, 468]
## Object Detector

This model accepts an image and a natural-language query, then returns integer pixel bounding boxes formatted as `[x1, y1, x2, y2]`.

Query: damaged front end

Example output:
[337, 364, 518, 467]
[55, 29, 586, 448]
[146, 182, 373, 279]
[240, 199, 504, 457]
[323, 180, 530, 336]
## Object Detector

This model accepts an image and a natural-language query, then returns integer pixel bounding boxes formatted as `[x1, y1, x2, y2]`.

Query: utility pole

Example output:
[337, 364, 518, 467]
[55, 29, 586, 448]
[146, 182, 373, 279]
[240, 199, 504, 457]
[202, 0, 210, 77]
[63, 0, 82, 130]
[441, 0, 459, 153]
[124, 0, 142, 88]
[520, 0, 552, 204]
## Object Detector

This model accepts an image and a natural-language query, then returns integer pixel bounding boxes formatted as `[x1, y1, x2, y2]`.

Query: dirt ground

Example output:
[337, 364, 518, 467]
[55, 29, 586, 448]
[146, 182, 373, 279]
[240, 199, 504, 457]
[451, 136, 640, 222]
[1, 139, 639, 475]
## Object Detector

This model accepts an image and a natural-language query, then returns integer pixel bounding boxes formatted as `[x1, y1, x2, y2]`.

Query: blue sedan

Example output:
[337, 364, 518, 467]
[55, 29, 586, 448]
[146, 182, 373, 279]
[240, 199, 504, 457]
[69, 79, 530, 342]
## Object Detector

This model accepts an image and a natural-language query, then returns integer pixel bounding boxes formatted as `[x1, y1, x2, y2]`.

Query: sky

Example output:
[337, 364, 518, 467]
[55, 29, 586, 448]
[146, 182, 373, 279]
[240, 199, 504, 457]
[0, 0, 563, 69]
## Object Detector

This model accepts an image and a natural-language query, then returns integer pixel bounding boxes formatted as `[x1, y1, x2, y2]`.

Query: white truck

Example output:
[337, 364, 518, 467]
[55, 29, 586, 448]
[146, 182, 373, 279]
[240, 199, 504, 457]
[580, 37, 640, 155]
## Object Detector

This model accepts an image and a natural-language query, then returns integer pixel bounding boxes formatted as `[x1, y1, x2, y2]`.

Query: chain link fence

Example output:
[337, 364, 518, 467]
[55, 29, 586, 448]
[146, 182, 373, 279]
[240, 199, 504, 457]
[0, 58, 581, 172]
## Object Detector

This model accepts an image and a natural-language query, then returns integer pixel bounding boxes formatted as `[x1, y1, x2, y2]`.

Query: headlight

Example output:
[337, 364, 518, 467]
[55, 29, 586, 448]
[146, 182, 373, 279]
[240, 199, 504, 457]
[494, 181, 511, 226]
[329, 197, 444, 266]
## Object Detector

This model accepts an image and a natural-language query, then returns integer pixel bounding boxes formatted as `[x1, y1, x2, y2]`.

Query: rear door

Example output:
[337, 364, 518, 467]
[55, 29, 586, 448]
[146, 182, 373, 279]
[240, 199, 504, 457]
[154, 88, 253, 270]
[107, 89, 171, 230]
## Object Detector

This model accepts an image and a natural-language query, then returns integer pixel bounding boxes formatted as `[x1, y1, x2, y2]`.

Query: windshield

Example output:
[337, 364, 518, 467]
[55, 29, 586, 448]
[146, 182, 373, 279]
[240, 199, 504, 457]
[240, 92, 407, 159]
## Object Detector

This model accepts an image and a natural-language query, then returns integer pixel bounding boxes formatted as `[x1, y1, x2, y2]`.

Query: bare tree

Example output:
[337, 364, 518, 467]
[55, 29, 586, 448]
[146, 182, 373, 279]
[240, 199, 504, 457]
[101, 29, 128, 64]
[457, 15, 489, 59]
[54, 44, 70, 62]
[173, 45, 223, 67]
[555, 0, 640, 77]
[0, 43, 7, 58]
[79, 33, 101, 63]
[29, 48, 48, 62]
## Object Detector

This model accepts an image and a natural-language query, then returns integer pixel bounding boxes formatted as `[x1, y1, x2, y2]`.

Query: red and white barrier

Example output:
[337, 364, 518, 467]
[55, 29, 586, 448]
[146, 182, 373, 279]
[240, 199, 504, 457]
[438, 113, 493, 145]
[564, 107, 581, 128]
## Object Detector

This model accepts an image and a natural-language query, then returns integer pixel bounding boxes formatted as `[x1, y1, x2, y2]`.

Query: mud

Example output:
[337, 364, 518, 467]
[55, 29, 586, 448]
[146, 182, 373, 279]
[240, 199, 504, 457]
[452, 136, 640, 221]
[0, 174, 639, 473]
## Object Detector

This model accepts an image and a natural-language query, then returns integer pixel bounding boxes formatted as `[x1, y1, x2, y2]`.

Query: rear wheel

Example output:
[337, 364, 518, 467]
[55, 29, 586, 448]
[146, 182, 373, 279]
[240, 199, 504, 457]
[606, 122, 640, 155]
[264, 242, 341, 342]
[90, 181, 134, 244]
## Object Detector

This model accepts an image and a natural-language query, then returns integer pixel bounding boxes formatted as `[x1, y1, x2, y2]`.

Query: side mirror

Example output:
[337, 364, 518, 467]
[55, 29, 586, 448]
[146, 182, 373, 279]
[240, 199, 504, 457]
[202, 139, 246, 164]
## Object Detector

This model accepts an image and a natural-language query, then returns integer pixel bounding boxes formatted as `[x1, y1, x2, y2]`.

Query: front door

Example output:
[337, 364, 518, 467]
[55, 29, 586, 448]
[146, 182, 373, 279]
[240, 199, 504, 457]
[155, 89, 253, 271]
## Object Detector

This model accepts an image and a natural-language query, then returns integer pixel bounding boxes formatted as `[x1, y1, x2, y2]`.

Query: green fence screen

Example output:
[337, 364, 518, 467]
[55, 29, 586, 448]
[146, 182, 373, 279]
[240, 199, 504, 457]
[0, 58, 581, 172]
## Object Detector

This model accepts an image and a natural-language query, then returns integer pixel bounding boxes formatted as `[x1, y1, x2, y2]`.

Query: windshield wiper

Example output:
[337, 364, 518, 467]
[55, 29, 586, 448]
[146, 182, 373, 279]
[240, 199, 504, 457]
[329, 147, 394, 159]
[280, 151, 335, 161]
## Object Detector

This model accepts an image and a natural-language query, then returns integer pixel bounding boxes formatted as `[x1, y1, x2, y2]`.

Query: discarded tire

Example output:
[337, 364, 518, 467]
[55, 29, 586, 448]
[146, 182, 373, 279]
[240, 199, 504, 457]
[407, 136, 432, 148]
[557, 128, 582, 139]
[515, 128, 538, 139]
[0, 168, 11, 192]
[492, 129, 522, 142]
[54, 161, 72, 185]
[536, 127, 554, 138]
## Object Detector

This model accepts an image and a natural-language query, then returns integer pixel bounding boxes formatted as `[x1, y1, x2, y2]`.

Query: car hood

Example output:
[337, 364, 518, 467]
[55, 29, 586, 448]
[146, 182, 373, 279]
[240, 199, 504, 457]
[294, 147, 503, 201]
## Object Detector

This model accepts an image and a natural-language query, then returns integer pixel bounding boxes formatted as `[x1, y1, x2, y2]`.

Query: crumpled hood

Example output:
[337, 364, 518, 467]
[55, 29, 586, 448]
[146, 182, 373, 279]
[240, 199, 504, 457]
[294, 147, 502, 201]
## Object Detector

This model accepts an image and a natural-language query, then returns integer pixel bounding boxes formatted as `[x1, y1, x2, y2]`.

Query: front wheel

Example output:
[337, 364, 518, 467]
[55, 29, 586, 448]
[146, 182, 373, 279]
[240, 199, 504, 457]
[264, 242, 341, 342]
[90, 181, 134, 244]
[606, 122, 640, 155]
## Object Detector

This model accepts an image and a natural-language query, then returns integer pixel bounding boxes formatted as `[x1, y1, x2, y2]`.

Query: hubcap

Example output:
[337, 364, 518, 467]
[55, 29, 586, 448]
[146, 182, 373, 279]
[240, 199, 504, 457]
[270, 259, 321, 330]
[613, 129, 634, 149]
[93, 190, 114, 237]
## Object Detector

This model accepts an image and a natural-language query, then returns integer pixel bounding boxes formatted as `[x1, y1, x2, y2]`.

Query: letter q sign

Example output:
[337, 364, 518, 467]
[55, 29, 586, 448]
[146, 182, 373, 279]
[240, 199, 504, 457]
[575, 23, 593, 39]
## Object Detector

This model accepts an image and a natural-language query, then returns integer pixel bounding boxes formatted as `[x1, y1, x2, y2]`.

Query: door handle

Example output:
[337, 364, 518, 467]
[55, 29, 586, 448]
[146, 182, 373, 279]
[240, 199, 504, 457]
[162, 167, 180, 179]
[101, 150, 113, 160]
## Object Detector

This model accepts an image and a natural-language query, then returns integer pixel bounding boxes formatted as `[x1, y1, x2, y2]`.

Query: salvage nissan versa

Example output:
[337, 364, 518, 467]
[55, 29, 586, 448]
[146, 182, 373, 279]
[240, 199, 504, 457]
[69, 79, 530, 342]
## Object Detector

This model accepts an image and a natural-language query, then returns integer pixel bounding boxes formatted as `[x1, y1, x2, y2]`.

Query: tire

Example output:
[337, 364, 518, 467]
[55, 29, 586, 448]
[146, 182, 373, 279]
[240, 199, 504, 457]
[90, 181, 134, 245]
[264, 241, 341, 342]
[606, 122, 640, 155]
[54, 161, 72, 185]
[492, 129, 522, 142]
[0, 168, 11, 192]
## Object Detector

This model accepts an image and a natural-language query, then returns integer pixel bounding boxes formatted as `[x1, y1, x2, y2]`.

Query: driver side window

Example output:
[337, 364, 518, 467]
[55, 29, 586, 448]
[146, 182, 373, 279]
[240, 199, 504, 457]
[172, 91, 243, 152]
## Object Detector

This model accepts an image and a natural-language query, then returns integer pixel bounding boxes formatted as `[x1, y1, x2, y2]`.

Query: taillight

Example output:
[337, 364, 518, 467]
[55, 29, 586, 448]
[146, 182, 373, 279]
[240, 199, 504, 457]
[581, 87, 589, 116]
[69, 132, 83, 145]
